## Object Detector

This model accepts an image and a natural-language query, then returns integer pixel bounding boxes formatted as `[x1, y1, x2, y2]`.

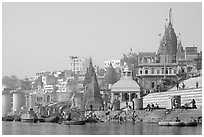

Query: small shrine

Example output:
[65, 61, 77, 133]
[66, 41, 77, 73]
[111, 66, 143, 109]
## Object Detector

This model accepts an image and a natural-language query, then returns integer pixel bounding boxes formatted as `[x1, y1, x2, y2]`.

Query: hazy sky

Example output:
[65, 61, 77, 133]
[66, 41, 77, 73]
[2, 2, 202, 78]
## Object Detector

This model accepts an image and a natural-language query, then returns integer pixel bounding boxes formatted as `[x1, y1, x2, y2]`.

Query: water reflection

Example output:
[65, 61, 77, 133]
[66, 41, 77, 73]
[2, 121, 202, 135]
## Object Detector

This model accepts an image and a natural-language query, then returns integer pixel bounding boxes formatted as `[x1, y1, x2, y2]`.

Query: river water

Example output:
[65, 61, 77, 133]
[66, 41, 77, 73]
[2, 121, 202, 135]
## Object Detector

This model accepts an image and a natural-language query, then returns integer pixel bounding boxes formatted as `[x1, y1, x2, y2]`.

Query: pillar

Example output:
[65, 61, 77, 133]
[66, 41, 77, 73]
[2, 92, 12, 116]
[111, 92, 114, 103]
[128, 93, 131, 102]
[120, 93, 122, 102]
[13, 92, 25, 112]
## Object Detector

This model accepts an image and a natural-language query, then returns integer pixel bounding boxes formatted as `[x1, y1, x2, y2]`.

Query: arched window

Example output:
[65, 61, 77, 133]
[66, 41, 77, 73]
[152, 58, 155, 63]
[148, 57, 151, 63]
[151, 68, 154, 74]
[140, 70, 142, 74]
[139, 57, 142, 63]
[157, 70, 160, 74]
[144, 58, 147, 63]
[145, 69, 148, 74]
[166, 68, 168, 74]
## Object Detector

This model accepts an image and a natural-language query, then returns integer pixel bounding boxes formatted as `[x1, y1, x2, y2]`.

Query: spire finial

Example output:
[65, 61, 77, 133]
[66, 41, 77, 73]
[109, 61, 112, 67]
[169, 8, 173, 26]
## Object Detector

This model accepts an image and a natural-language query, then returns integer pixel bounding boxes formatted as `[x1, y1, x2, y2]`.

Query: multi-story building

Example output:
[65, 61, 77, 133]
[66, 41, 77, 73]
[68, 56, 89, 74]
[137, 52, 178, 91]
[136, 9, 188, 92]
[185, 47, 198, 61]
[56, 78, 70, 92]
[35, 71, 51, 79]
[194, 51, 202, 70]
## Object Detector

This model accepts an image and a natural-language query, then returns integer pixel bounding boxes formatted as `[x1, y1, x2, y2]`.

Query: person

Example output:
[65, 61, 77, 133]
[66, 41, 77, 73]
[175, 117, 180, 122]
[182, 83, 185, 89]
[192, 99, 196, 109]
[176, 83, 179, 90]
[67, 113, 72, 121]
[174, 100, 178, 109]
[146, 104, 150, 111]
[90, 104, 93, 111]
[196, 82, 198, 88]
[151, 103, 154, 109]
[155, 103, 159, 109]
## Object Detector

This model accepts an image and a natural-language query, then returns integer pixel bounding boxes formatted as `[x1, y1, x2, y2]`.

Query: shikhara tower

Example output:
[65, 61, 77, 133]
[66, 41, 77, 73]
[157, 8, 178, 64]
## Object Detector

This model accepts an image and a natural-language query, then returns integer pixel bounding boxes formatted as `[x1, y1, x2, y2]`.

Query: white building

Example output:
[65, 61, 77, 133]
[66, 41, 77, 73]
[35, 71, 51, 79]
[104, 60, 121, 69]
[56, 79, 70, 92]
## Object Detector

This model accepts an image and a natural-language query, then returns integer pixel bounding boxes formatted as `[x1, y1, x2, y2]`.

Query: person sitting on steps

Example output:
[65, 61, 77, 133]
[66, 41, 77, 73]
[175, 117, 180, 122]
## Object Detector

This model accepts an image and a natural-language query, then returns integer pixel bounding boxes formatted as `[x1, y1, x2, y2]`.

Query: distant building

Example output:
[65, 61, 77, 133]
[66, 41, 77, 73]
[185, 47, 198, 61]
[42, 74, 56, 86]
[35, 71, 51, 79]
[104, 59, 121, 69]
[194, 51, 202, 70]
[68, 56, 89, 74]
[56, 79, 70, 92]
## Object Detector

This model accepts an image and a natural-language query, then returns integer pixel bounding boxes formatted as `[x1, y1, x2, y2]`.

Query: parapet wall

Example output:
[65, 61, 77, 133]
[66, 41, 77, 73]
[143, 88, 202, 109]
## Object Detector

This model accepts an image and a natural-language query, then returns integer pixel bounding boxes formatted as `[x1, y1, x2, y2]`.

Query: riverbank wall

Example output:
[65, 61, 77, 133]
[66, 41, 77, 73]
[94, 109, 202, 123]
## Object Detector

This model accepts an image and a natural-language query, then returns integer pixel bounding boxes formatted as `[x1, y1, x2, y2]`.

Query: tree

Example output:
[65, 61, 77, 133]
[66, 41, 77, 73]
[120, 51, 138, 79]
[2, 75, 21, 89]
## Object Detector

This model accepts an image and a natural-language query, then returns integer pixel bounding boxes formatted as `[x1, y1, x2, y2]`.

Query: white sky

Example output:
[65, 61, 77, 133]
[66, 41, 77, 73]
[2, 2, 202, 78]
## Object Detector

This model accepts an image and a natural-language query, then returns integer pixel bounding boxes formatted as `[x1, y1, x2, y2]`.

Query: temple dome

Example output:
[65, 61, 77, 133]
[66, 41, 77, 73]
[103, 63, 118, 85]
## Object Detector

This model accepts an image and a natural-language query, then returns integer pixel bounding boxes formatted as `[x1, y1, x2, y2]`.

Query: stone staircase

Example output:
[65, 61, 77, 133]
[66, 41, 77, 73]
[143, 76, 202, 109]
[143, 88, 202, 109]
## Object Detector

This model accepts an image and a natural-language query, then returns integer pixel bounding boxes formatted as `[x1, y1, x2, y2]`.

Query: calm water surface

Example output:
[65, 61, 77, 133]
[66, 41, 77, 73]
[2, 121, 202, 135]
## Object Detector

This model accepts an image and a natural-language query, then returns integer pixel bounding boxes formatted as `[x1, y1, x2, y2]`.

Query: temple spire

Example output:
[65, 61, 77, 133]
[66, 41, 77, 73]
[169, 8, 173, 26]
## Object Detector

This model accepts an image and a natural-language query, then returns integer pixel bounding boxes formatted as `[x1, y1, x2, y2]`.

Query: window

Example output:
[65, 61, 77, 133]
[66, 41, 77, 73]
[47, 95, 50, 103]
[174, 70, 177, 74]
[157, 70, 160, 74]
[166, 69, 168, 74]
[151, 68, 154, 74]
[139, 57, 142, 63]
[127, 72, 131, 76]
[123, 72, 126, 76]
[144, 58, 147, 63]
[145, 69, 148, 74]
[140, 70, 142, 74]
[152, 58, 155, 63]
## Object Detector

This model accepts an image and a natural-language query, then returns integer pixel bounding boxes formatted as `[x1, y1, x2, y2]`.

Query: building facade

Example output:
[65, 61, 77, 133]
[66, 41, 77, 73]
[68, 56, 89, 74]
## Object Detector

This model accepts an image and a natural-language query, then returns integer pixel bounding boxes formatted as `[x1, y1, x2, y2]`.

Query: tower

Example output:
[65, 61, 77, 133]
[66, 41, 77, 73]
[158, 8, 177, 64]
